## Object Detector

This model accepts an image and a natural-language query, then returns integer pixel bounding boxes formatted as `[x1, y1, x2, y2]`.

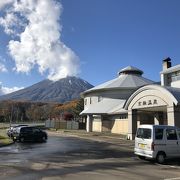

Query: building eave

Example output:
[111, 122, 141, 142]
[81, 87, 137, 97]
[160, 64, 180, 74]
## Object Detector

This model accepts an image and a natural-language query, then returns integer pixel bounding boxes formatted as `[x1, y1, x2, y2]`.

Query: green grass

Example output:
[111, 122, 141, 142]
[0, 129, 8, 137]
[0, 129, 13, 146]
[0, 135, 6, 139]
[0, 138, 13, 145]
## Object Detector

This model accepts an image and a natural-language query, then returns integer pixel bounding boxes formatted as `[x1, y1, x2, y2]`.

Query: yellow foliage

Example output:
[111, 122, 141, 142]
[54, 100, 79, 112]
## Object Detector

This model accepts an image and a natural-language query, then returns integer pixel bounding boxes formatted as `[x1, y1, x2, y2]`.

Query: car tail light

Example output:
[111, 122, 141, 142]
[151, 142, 155, 151]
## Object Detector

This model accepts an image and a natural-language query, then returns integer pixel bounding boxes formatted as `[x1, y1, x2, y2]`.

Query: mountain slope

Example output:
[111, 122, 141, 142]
[0, 76, 93, 103]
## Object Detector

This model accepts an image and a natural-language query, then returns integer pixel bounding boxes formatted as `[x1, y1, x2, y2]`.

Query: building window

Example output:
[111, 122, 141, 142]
[90, 97, 92, 104]
[171, 70, 180, 82]
[119, 114, 128, 119]
[84, 99, 87, 106]
[167, 74, 172, 85]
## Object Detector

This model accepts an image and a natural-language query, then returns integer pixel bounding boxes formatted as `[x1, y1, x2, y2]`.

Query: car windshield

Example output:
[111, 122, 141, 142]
[136, 128, 151, 139]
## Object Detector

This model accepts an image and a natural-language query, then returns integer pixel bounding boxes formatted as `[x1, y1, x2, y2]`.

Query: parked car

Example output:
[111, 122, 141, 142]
[12, 126, 48, 143]
[7, 124, 28, 137]
[134, 124, 180, 164]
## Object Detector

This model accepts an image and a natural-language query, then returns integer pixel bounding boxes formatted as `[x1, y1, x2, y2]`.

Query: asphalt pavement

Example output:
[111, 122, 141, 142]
[0, 131, 179, 180]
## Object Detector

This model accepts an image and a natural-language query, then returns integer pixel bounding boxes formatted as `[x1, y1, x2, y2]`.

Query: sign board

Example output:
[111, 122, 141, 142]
[132, 95, 167, 109]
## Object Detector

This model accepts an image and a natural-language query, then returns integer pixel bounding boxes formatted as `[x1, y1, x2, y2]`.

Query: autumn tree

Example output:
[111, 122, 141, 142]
[71, 98, 84, 120]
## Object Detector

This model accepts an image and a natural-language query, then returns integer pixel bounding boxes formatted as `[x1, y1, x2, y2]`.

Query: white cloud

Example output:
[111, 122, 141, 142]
[0, 0, 13, 10]
[0, 63, 8, 72]
[0, 57, 8, 72]
[0, 0, 80, 81]
[0, 13, 25, 35]
[0, 82, 24, 95]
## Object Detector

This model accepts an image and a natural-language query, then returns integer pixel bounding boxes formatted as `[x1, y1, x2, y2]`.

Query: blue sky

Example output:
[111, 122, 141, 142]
[0, 0, 180, 94]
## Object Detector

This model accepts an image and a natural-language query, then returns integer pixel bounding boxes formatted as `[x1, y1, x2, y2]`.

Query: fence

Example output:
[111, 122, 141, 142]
[45, 119, 79, 130]
[0, 122, 45, 129]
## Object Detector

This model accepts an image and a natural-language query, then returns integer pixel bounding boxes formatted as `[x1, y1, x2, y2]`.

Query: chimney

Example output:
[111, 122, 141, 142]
[162, 57, 171, 71]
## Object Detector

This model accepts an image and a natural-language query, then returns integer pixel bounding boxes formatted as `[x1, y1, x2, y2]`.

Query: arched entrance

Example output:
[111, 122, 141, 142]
[125, 85, 180, 139]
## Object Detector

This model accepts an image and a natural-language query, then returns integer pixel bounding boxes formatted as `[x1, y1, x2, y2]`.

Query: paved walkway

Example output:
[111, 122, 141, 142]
[0, 128, 134, 148]
[48, 129, 126, 139]
[47, 129, 134, 148]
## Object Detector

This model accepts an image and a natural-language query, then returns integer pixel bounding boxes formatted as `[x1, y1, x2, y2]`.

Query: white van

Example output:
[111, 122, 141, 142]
[134, 124, 180, 164]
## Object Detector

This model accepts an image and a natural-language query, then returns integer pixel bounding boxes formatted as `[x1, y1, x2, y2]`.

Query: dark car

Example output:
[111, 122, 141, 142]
[7, 124, 28, 137]
[12, 126, 48, 143]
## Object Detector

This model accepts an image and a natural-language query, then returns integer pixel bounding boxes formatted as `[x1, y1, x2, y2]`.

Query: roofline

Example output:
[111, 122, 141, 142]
[124, 84, 178, 110]
[81, 87, 138, 97]
[160, 64, 180, 74]
[108, 111, 128, 115]
[80, 111, 129, 115]
[80, 112, 107, 115]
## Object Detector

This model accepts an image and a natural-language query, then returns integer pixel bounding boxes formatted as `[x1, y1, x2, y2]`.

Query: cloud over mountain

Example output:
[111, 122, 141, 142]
[0, 82, 23, 96]
[0, 0, 80, 81]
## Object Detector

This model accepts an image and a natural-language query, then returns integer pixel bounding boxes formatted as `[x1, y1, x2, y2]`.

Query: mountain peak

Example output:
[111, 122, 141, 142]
[0, 76, 93, 103]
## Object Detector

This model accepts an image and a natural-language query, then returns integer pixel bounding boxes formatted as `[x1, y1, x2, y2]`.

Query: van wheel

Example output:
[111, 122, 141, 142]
[156, 152, 166, 164]
[20, 137, 25, 143]
[138, 155, 146, 160]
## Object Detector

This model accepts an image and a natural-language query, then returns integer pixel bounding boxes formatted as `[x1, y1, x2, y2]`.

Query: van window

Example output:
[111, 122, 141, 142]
[21, 127, 32, 133]
[136, 128, 151, 139]
[166, 129, 177, 140]
[155, 128, 164, 140]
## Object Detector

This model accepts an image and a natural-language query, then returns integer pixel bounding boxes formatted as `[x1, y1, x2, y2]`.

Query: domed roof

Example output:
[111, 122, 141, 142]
[118, 66, 143, 76]
[82, 66, 154, 95]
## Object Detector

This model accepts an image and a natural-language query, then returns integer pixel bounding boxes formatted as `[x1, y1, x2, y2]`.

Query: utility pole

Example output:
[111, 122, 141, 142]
[10, 104, 13, 127]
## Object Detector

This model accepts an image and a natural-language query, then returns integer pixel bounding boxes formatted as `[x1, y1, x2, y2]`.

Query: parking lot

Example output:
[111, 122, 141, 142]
[0, 131, 180, 180]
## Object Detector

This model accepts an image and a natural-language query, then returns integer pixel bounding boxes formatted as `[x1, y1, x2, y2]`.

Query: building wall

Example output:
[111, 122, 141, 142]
[171, 80, 180, 88]
[92, 116, 102, 132]
[102, 120, 112, 132]
[84, 89, 135, 109]
[92, 119, 112, 132]
[111, 119, 128, 134]
[92, 115, 129, 135]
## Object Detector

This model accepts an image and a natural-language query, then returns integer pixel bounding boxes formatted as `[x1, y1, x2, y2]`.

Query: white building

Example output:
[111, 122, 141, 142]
[80, 58, 180, 139]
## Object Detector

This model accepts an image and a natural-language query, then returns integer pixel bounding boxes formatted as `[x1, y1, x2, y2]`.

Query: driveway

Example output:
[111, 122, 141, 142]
[0, 132, 179, 180]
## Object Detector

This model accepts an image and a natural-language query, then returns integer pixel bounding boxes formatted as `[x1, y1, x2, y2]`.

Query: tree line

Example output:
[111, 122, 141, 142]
[0, 99, 84, 123]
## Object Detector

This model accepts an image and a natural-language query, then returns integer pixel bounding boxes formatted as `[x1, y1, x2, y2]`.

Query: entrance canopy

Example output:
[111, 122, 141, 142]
[124, 85, 180, 110]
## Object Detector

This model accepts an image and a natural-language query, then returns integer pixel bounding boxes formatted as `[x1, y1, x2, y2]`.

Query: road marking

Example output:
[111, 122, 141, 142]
[164, 177, 180, 180]
[155, 163, 180, 169]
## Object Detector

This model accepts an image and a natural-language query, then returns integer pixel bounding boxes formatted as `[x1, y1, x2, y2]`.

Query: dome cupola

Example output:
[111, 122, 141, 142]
[118, 66, 143, 76]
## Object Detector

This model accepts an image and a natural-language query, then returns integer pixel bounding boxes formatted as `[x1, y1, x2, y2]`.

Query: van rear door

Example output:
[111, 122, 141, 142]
[135, 128, 152, 151]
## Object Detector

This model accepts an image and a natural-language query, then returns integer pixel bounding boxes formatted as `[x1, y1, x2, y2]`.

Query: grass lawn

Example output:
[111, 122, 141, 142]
[0, 129, 13, 146]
